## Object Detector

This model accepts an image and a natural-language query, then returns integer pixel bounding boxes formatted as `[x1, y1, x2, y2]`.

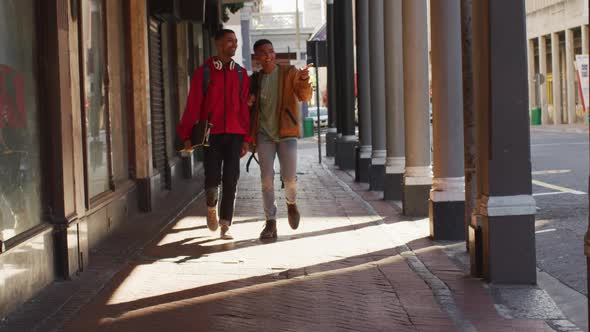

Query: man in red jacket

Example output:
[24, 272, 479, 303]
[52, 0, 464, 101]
[177, 29, 250, 240]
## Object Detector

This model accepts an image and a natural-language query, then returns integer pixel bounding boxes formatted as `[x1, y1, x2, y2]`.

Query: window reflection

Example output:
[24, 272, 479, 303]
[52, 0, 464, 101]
[83, 0, 109, 197]
[0, 0, 42, 242]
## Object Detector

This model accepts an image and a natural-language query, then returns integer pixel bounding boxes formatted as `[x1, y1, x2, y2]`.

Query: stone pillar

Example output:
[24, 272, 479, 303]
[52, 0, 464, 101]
[527, 39, 537, 109]
[539, 36, 549, 124]
[566, 29, 576, 124]
[384, 0, 405, 200]
[551, 32, 562, 125]
[429, 0, 465, 240]
[583, 25, 589, 55]
[43, 0, 79, 278]
[368, 0, 387, 190]
[129, 0, 153, 212]
[326, 0, 338, 157]
[472, 0, 536, 284]
[240, 3, 253, 71]
[402, 0, 432, 217]
[334, 0, 357, 170]
[461, 0, 477, 254]
[355, 0, 372, 182]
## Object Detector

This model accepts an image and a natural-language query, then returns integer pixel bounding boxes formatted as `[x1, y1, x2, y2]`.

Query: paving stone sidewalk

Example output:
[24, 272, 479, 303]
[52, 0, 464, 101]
[1, 140, 561, 331]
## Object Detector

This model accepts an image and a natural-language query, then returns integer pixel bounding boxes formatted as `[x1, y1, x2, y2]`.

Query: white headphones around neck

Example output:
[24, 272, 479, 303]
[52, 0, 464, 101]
[213, 58, 235, 70]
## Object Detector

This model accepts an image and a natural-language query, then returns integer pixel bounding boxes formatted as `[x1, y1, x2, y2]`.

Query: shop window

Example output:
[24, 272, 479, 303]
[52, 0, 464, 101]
[81, 0, 111, 198]
[107, 0, 129, 183]
[0, 0, 43, 242]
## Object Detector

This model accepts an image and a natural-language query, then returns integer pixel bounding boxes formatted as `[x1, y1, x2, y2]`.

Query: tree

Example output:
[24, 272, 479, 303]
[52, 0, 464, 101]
[223, 3, 244, 22]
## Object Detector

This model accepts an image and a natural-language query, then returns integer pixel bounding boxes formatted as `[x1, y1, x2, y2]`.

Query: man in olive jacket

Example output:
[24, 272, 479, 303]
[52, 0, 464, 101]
[249, 39, 312, 240]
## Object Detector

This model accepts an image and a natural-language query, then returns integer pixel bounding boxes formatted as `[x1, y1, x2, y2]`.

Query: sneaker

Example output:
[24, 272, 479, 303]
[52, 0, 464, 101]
[220, 224, 233, 240]
[259, 219, 277, 240]
[207, 207, 219, 231]
[287, 203, 300, 230]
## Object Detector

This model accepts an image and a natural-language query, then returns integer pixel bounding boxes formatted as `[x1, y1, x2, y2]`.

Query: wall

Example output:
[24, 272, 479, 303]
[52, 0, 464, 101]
[526, 0, 588, 38]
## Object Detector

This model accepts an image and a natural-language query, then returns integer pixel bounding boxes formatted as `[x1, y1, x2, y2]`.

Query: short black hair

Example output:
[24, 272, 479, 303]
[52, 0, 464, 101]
[214, 29, 235, 41]
[253, 39, 273, 51]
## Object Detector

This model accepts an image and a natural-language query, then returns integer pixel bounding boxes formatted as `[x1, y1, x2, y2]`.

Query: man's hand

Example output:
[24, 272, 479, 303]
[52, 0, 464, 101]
[247, 94, 255, 107]
[240, 142, 250, 158]
[183, 139, 194, 152]
[298, 63, 313, 80]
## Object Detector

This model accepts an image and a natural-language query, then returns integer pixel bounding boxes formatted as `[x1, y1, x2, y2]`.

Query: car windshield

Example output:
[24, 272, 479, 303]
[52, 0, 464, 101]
[308, 108, 328, 117]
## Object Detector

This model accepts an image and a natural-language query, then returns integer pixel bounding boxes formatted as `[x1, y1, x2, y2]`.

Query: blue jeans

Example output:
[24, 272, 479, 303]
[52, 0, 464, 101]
[256, 133, 297, 220]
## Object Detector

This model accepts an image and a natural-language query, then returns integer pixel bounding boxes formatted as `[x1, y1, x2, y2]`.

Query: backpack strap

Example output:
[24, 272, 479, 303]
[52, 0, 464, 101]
[201, 65, 212, 122]
[235, 63, 244, 101]
[202, 65, 211, 97]
[246, 152, 259, 173]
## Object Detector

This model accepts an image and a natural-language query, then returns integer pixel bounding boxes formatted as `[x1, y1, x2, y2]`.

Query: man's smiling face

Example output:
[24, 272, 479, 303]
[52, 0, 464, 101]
[254, 43, 276, 71]
[218, 32, 238, 58]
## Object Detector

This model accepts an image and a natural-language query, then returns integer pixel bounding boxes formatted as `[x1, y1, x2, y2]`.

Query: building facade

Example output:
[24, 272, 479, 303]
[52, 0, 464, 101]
[526, 0, 590, 124]
[0, 0, 224, 318]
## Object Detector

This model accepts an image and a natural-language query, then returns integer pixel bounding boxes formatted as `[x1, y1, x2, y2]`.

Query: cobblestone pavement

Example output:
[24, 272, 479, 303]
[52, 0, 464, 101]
[2, 140, 557, 332]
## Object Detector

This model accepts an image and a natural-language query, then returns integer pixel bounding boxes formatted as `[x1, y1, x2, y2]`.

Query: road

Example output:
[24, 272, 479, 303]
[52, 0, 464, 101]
[531, 129, 589, 295]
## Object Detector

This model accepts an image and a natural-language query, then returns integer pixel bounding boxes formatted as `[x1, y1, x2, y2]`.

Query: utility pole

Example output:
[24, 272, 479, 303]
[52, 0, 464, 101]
[296, 0, 301, 62]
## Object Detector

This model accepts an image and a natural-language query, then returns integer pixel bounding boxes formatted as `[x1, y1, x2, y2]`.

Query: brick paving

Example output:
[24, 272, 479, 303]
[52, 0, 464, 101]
[2, 140, 557, 331]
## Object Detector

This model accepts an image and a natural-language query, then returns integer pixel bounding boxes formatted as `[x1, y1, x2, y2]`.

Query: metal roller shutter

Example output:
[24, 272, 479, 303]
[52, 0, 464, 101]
[148, 18, 170, 188]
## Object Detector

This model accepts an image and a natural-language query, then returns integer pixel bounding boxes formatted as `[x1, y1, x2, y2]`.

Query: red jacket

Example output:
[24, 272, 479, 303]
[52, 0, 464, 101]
[177, 57, 251, 142]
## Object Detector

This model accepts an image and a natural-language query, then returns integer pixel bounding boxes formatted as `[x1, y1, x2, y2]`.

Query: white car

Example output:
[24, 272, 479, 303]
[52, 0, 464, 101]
[308, 107, 328, 127]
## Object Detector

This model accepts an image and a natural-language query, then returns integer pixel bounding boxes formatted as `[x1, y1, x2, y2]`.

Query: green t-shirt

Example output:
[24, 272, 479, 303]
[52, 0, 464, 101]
[258, 67, 280, 141]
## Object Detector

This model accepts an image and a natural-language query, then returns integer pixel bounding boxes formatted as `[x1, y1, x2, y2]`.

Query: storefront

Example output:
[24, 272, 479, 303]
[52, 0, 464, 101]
[0, 0, 221, 319]
[0, 0, 43, 250]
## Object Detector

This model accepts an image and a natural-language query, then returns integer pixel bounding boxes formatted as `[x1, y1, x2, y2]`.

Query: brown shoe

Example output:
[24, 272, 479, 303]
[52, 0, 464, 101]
[287, 203, 300, 230]
[207, 207, 219, 231]
[220, 224, 233, 240]
[259, 219, 277, 240]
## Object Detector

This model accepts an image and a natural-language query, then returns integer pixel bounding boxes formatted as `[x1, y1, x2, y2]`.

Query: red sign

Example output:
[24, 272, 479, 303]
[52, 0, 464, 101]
[0, 64, 27, 129]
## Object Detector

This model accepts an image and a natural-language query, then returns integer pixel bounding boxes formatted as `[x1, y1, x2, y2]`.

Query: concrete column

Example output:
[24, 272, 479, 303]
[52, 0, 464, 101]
[355, 0, 372, 182]
[368, 0, 387, 190]
[326, 0, 338, 157]
[539, 36, 549, 124]
[128, 0, 153, 211]
[429, 0, 465, 240]
[240, 3, 253, 71]
[551, 32, 562, 125]
[566, 29, 576, 124]
[561, 47, 567, 123]
[527, 39, 537, 109]
[402, 0, 432, 217]
[384, 0, 405, 200]
[583, 25, 589, 55]
[472, 0, 536, 284]
[334, 0, 357, 170]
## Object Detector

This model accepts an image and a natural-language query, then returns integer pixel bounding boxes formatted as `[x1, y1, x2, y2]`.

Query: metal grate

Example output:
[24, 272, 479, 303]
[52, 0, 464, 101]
[148, 19, 169, 187]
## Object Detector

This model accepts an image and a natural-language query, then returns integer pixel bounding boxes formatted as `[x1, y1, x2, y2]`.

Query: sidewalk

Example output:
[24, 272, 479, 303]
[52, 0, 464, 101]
[530, 123, 589, 134]
[0, 140, 572, 331]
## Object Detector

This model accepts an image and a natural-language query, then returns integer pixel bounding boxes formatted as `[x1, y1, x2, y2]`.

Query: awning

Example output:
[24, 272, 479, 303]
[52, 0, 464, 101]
[149, 0, 220, 23]
[309, 22, 326, 41]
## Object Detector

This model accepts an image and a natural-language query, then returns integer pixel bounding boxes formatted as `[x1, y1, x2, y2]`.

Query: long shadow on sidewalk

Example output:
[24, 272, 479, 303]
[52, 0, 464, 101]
[63, 246, 455, 332]
[142, 217, 395, 263]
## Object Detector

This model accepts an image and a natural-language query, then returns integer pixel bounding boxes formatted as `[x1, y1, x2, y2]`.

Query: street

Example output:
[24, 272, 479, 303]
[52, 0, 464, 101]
[531, 129, 589, 296]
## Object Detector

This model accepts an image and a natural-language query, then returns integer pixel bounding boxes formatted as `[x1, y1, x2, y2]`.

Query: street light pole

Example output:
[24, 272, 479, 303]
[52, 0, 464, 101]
[296, 0, 300, 62]
[586, 126, 590, 323]
[315, 46, 322, 164]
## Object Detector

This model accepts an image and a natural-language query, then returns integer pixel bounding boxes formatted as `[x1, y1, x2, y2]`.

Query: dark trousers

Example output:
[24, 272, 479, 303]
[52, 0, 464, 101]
[203, 134, 243, 225]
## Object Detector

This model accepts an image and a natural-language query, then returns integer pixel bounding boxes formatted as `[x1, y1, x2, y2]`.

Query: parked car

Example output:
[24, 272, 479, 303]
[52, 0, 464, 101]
[308, 106, 328, 127]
